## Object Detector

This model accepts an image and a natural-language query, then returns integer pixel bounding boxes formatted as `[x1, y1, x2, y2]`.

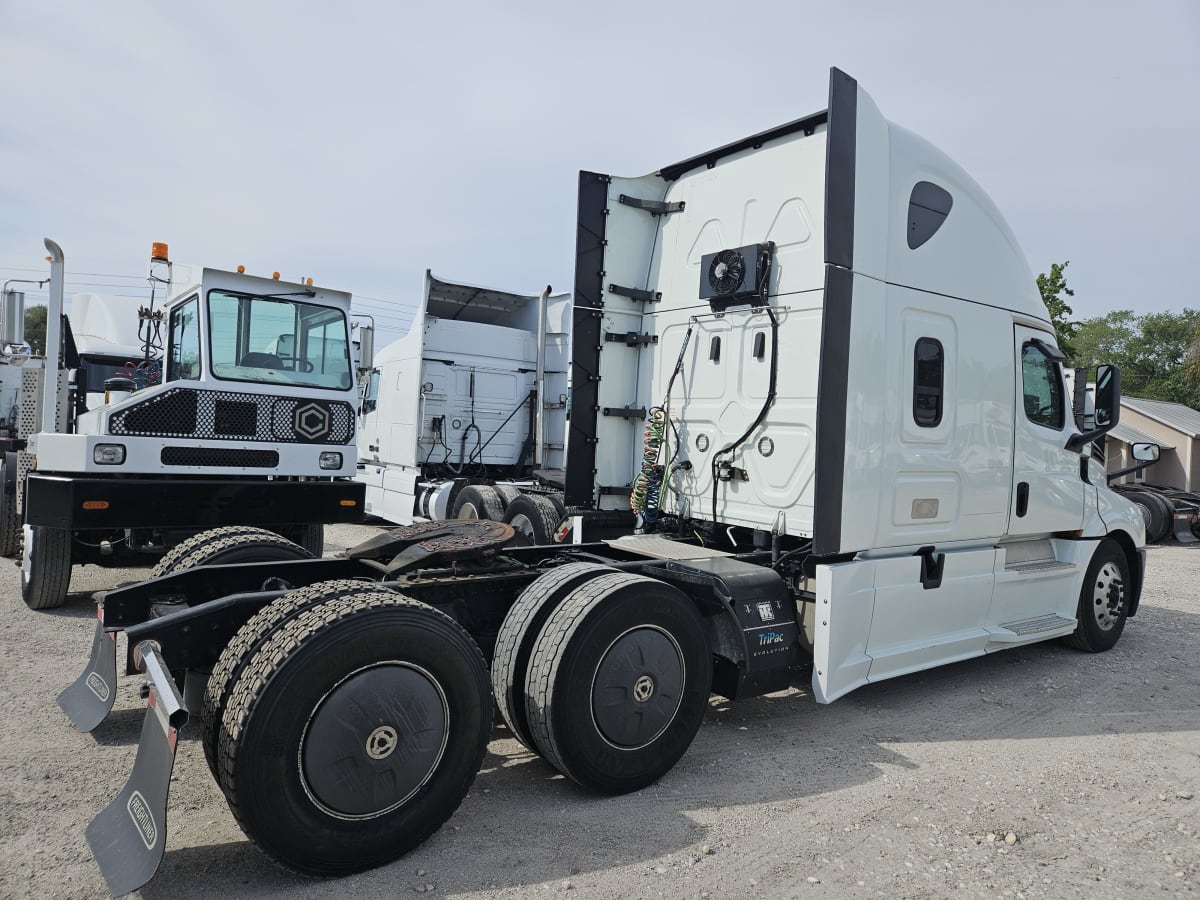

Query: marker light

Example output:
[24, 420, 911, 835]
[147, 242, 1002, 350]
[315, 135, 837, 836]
[93, 444, 126, 465]
[319, 452, 343, 470]
[151, 242, 169, 263]
[272, 272, 281, 280]
[237, 264, 246, 274]
[82, 500, 110, 510]
[306, 278, 313, 286]
[339, 499, 358, 507]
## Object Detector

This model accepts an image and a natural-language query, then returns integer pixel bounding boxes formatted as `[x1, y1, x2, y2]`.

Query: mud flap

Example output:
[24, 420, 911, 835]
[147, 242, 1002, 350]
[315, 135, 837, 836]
[85, 641, 187, 897]
[57, 612, 118, 732]
[1172, 511, 1199, 545]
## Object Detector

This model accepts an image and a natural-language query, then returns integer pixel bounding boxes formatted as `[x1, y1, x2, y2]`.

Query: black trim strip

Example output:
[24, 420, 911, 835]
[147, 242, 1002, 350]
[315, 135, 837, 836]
[659, 111, 829, 183]
[566, 171, 610, 508]
[812, 67, 858, 557]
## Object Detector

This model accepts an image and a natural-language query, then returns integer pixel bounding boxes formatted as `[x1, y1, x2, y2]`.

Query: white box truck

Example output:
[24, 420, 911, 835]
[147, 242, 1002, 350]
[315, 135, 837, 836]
[55, 69, 1143, 896]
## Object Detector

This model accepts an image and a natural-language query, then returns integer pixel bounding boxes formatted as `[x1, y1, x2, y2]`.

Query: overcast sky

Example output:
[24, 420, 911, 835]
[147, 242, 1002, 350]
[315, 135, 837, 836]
[1, 1, 1197, 348]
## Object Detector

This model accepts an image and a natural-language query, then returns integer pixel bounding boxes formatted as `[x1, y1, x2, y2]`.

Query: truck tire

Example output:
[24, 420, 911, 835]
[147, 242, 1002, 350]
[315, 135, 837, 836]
[1120, 491, 1154, 535]
[1122, 490, 1168, 543]
[0, 455, 19, 558]
[451, 485, 504, 522]
[153, 526, 284, 578]
[20, 525, 73, 610]
[278, 523, 325, 557]
[493, 484, 522, 510]
[151, 526, 312, 579]
[1062, 539, 1130, 653]
[203, 579, 382, 780]
[502, 494, 562, 546]
[1144, 493, 1174, 543]
[218, 591, 490, 876]
[524, 571, 711, 794]
[491, 563, 614, 749]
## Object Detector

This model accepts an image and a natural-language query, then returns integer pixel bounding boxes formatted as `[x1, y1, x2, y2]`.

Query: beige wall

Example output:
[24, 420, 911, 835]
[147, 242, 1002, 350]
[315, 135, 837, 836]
[1111, 408, 1198, 491]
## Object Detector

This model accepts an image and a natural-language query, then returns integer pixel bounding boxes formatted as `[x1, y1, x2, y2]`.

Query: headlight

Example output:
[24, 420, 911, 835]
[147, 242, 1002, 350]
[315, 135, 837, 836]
[94, 444, 126, 465]
[319, 452, 342, 470]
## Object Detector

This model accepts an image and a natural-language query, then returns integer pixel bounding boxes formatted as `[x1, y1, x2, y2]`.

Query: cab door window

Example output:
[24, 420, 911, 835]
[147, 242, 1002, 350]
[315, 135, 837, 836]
[1021, 341, 1064, 430]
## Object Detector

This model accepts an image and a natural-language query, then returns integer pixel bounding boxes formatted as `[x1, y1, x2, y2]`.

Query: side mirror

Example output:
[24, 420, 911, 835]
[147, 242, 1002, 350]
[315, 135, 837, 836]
[1093, 364, 1119, 428]
[1065, 363, 1121, 453]
[1130, 442, 1160, 463]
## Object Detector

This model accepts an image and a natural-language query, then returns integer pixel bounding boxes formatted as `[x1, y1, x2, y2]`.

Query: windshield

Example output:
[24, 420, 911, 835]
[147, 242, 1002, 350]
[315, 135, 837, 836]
[207, 290, 353, 390]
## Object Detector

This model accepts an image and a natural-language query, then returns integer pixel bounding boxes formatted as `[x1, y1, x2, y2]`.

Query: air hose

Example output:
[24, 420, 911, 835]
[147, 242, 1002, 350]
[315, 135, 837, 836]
[631, 322, 694, 523]
[631, 407, 668, 521]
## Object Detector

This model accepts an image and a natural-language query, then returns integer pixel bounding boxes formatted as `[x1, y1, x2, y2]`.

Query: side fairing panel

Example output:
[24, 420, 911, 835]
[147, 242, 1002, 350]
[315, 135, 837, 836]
[568, 172, 666, 509]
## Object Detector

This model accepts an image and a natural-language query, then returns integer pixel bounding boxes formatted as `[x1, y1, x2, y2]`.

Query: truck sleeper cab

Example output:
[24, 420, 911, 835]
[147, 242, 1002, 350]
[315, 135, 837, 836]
[56, 69, 1143, 896]
[356, 271, 570, 535]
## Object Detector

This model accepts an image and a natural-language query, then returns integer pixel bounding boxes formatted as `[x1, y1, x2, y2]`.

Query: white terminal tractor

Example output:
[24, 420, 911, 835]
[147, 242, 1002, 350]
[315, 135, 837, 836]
[11, 240, 364, 610]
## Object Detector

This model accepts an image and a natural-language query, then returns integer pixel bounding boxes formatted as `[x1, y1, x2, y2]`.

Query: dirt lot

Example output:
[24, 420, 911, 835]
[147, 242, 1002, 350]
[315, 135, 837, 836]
[1, 528, 1197, 899]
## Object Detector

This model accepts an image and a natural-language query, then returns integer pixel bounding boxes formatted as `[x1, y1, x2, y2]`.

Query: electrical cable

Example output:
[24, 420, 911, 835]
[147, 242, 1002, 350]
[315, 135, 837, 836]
[711, 304, 779, 528]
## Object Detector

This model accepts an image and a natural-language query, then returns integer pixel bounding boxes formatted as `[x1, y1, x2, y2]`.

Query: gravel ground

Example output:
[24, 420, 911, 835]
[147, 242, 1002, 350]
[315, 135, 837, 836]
[1, 528, 1197, 900]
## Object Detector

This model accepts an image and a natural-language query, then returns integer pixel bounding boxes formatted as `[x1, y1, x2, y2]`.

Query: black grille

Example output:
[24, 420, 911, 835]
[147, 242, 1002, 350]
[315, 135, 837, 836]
[161, 447, 279, 467]
[119, 390, 198, 436]
[111, 388, 355, 444]
[213, 399, 258, 436]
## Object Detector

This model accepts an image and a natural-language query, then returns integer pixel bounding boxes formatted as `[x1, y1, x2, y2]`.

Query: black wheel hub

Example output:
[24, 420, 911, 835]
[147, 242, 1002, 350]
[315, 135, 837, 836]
[591, 626, 684, 750]
[301, 663, 448, 818]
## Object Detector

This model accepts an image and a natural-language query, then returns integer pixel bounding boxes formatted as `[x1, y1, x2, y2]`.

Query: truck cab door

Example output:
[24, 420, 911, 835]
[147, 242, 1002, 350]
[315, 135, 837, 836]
[1008, 325, 1085, 535]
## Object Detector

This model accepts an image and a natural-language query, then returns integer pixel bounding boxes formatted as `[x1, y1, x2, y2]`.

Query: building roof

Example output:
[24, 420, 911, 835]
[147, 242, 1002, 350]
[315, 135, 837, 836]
[1122, 396, 1200, 439]
[1109, 421, 1175, 451]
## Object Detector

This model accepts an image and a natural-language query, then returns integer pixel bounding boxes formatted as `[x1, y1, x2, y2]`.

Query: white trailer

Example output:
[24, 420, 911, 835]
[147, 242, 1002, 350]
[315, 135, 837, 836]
[12, 241, 365, 611]
[57, 69, 1144, 896]
[357, 271, 570, 541]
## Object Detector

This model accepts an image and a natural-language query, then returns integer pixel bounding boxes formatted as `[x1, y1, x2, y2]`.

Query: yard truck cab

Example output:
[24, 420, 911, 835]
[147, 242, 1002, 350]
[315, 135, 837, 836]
[16, 241, 364, 610]
[55, 69, 1142, 896]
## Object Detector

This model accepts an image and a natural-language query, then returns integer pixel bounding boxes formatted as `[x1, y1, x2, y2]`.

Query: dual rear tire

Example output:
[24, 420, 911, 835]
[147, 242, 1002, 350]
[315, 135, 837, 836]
[494, 566, 712, 795]
[211, 584, 491, 876]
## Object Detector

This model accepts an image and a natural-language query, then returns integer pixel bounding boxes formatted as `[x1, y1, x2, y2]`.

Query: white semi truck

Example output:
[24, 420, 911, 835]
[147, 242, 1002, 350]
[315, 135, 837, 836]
[55, 69, 1144, 896]
[12, 241, 365, 611]
[357, 272, 571, 542]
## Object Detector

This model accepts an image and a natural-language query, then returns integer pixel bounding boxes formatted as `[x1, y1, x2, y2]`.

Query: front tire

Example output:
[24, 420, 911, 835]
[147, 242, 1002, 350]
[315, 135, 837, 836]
[219, 591, 491, 876]
[1062, 539, 1130, 652]
[151, 526, 312, 579]
[525, 572, 711, 794]
[21, 525, 72, 610]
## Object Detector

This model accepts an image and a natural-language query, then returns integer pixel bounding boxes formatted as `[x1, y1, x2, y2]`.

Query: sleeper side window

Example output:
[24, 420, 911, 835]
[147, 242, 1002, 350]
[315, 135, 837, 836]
[1021, 341, 1065, 430]
[913, 337, 943, 427]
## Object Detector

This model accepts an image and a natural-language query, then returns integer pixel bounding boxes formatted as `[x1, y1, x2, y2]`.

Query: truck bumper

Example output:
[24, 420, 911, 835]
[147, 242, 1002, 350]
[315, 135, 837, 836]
[25, 474, 365, 529]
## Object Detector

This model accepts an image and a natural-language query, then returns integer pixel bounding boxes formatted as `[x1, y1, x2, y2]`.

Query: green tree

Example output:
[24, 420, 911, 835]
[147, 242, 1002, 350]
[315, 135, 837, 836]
[23, 305, 47, 355]
[1072, 308, 1200, 408]
[1036, 261, 1078, 359]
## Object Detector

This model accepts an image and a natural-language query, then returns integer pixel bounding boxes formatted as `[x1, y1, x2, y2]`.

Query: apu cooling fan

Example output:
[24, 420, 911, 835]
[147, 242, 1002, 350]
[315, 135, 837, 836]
[698, 242, 773, 307]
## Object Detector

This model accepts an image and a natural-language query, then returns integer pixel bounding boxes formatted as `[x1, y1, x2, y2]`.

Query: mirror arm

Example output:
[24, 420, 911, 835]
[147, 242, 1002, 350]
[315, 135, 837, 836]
[1065, 425, 1113, 454]
[1106, 459, 1155, 484]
